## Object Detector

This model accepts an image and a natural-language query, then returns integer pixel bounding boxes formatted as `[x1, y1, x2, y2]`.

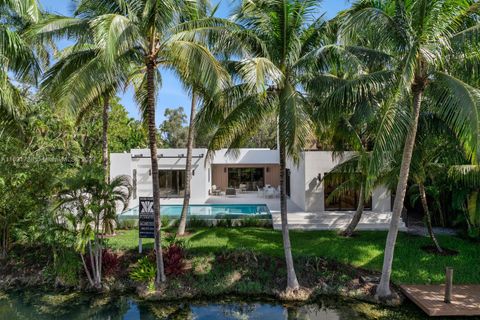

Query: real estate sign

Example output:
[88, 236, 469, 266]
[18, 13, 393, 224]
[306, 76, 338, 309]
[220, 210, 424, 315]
[139, 197, 155, 238]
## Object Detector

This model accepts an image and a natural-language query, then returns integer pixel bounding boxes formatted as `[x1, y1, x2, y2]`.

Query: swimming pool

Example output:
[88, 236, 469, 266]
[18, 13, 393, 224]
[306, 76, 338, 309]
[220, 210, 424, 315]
[118, 204, 271, 220]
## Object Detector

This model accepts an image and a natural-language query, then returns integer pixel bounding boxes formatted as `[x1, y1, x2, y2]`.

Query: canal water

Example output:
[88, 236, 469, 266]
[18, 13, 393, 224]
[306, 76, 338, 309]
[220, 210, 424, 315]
[0, 291, 429, 319]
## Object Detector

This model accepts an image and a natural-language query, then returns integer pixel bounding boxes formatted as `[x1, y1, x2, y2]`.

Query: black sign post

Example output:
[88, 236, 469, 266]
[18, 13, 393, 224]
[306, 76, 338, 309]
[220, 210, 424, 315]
[139, 197, 155, 253]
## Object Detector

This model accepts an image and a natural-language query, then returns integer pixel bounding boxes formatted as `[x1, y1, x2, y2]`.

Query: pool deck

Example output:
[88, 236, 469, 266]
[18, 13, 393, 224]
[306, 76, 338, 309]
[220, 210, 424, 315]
[157, 192, 403, 231]
[400, 284, 480, 317]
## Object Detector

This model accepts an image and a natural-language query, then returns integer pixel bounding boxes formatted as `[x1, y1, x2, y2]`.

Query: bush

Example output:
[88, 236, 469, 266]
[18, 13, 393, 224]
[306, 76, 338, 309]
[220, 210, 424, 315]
[102, 250, 120, 277]
[85, 249, 120, 278]
[163, 243, 186, 276]
[53, 250, 81, 286]
[187, 217, 209, 228]
[130, 256, 156, 282]
[117, 219, 137, 230]
[239, 217, 272, 228]
[163, 234, 187, 277]
[216, 218, 233, 228]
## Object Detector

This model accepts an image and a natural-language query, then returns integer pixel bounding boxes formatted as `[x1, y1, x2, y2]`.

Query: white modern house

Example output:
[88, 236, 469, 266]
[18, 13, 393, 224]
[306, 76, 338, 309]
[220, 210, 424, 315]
[111, 148, 404, 230]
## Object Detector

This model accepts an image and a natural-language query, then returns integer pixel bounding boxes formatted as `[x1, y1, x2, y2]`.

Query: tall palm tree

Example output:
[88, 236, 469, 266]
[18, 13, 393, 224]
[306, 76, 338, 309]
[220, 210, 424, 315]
[198, 0, 363, 291]
[177, 1, 227, 236]
[83, 0, 228, 287]
[0, 0, 41, 123]
[341, 0, 480, 299]
[33, 2, 134, 182]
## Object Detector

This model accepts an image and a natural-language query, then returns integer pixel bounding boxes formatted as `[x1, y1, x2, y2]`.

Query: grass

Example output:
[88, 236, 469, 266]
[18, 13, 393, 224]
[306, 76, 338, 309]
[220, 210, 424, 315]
[106, 228, 480, 285]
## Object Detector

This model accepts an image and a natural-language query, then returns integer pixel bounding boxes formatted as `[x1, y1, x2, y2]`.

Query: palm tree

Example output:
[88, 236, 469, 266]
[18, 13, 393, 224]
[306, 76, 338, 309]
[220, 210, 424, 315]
[83, 0, 228, 287]
[177, 1, 227, 236]
[0, 0, 41, 123]
[198, 0, 362, 292]
[57, 165, 131, 289]
[341, 0, 480, 299]
[33, 2, 134, 182]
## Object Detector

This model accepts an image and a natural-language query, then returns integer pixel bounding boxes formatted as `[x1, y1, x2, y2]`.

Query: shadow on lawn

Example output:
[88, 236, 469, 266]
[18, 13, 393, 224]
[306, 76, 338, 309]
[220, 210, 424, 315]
[112, 227, 480, 285]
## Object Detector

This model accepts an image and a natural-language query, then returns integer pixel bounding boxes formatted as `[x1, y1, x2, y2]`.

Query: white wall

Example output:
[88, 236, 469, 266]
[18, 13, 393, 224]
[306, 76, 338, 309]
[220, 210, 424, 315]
[211, 149, 279, 164]
[110, 148, 209, 209]
[110, 153, 131, 179]
[292, 151, 392, 213]
[287, 156, 306, 211]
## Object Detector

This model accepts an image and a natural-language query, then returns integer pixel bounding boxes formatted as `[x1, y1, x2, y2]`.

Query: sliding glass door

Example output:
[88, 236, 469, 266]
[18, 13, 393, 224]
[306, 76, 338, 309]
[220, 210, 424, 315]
[159, 170, 186, 197]
[227, 168, 264, 191]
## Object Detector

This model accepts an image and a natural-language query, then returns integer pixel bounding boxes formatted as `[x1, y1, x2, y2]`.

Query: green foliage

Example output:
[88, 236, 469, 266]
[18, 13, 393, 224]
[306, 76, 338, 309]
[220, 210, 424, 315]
[117, 219, 138, 230]
[238, 217, 272, 228]
[111, 228, 480, 285]
[159, 107, 189, 148]
[53, 250, 81, 287]
[129, 256, 156, 283]
[187, 217, 210, 228]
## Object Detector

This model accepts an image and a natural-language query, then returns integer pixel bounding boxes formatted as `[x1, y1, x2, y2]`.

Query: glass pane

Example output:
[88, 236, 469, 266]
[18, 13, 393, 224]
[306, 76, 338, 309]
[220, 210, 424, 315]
[324, 173, 370, 211]
[159, 170, 186, 197]
[227, 168, 265, 191]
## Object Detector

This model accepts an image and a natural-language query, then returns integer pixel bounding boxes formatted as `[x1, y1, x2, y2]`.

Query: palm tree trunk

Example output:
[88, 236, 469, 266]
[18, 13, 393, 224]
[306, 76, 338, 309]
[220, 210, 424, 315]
[178, 92, 197, 236]
[279, 142, 300, 291]
[146, 59, 166, 285]
[342, 183, 365, 237]
[376, 87, 424, 299]
[102, 95, 110, 183]
[80, 254, 95, 287]
[419, 183, 443, 253]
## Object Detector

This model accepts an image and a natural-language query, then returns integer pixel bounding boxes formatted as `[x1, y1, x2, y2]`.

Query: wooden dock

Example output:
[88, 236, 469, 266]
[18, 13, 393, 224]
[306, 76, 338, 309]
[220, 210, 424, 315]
[400, 285, 480, 317]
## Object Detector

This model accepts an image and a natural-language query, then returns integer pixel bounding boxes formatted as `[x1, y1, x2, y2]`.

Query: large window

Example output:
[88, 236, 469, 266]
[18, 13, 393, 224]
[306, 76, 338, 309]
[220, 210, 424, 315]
[324, 173, 372, 211]
[159, 170, 186, 197]
[228, 168, 264, 191]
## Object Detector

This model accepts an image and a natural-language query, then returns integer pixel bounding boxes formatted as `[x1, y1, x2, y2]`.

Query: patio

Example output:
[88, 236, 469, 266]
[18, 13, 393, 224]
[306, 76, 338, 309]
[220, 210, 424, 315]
[149, 191, 403, 231]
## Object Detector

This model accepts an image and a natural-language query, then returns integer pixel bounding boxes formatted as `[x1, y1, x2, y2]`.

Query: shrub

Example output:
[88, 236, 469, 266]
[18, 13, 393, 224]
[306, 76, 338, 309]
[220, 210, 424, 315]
[187, 217, 209, 228]
[163, 234, 187, 277]
[129, 256, 156, 282]
[216, 218, 233, 228]
[117, 219, 137, 230]
[239, 217, 272, 228]
[53, 249, 81, 286]
[163, 243, 186, 276]
[85, 249, 120, 278]
[102, 250, 120, 277]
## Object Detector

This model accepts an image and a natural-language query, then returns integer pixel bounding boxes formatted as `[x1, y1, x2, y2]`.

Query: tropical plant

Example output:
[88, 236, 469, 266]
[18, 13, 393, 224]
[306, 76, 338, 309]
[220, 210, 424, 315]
[177, 0, 227, 236]
[34, 2, 135, 182]
[57, 165, 131, 289]
[341, 0, 480, 299]
[81, 0, 228, 287]
[198, 0, 365, 291]
[0, 0, 41, 124]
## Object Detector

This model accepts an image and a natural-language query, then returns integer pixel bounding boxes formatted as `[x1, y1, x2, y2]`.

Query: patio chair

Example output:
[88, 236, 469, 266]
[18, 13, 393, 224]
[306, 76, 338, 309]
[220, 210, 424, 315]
[239, 183, 247, 193]
[211, 185, 222, 196]
[226, 187, 236, 197]
[257, 186, 264, 198]
[265, 187, 275, 198]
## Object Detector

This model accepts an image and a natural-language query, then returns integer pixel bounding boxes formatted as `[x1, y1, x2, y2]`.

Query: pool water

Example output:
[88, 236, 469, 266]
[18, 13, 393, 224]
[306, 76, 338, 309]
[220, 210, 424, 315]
[119, 204, 271, 220]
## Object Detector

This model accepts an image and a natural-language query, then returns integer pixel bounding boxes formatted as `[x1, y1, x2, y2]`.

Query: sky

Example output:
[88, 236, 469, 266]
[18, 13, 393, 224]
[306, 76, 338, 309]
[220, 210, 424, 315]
[38, 0, 352, 124]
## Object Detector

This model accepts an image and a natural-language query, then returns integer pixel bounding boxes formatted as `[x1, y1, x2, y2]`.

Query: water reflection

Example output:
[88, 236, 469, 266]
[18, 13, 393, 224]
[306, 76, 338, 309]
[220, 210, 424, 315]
[0, 291, 423, 319]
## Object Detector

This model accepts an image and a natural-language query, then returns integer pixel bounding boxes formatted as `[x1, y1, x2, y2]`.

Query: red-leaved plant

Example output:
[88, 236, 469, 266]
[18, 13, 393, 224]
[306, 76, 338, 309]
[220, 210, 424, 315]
[163, 243, 186, 276]
[85, 249, 120, 277]
[147, 236, 187, 277]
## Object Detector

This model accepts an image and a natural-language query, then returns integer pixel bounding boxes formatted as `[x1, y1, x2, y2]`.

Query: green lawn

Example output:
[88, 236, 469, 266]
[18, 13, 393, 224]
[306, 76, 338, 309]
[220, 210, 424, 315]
[107, 228, 480, 285]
